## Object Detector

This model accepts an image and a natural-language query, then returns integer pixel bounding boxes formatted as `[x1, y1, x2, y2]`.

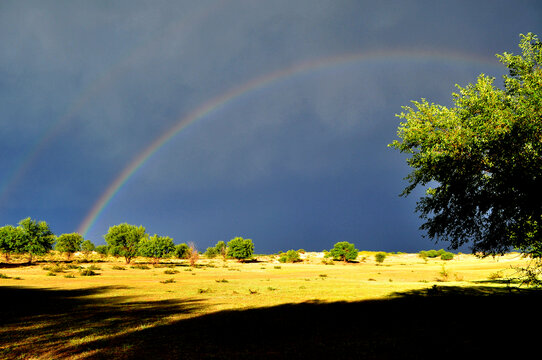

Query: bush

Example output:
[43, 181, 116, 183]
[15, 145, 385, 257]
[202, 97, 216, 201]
[80, 268, 98, 276]
[174, 243, 191, 259]
[279, 250, 301, 263]
[95, 245, 109, 257]
[440, 252, 454, 260]
[375, 252, 387, 264]
[204, 247, 218, 258]
[329, 242, 359, 262]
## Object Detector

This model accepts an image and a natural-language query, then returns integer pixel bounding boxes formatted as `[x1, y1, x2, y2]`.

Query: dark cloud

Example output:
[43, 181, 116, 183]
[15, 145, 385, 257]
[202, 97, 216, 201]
[1, 0, 541, 253]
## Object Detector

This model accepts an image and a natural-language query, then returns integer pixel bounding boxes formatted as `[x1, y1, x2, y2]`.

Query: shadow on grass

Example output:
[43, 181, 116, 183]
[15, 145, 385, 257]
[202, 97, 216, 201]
[0, 286, 206, 359]
[1, 285, 541, 359]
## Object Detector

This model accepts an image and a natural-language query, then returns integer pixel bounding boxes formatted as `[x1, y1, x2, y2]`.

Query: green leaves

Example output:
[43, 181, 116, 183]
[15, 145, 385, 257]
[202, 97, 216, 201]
[104, 223, 147, 264]
[390, 33, 542, 255]
[329, 242, 359, 262]
[227, 237, 254, 261]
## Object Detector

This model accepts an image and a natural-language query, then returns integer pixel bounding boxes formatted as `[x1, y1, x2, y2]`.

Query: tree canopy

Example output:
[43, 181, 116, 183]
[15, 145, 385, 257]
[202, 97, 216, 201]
[227, 237, 254, 261]
[138, 234, 175, 263]
[104, 223, 147, 264]
[18, 218, 55, 262]
[0, 225, 25, 261]
[55, 233, 84, 259]
[389, 33, 542, 256]
[329, 241, 359, 262]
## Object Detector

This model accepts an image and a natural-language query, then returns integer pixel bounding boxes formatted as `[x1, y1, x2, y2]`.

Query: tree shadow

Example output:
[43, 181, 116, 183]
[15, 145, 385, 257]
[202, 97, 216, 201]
[0, 286, 206, 359]
[2, 284, 541, 359]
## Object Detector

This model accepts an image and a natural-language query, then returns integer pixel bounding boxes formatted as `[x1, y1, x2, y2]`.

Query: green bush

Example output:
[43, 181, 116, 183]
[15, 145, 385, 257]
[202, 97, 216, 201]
[279, 250, 301, 263]
[80, 268, 98, 276]
[174, 243, 191, 259]
[440, 252, 454, 260]
[375, 252, 387, 264]
[204, 247, 218, 258]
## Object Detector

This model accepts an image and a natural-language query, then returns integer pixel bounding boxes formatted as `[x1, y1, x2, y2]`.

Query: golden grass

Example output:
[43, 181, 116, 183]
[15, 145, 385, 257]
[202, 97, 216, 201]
[0, 252, 533, 359]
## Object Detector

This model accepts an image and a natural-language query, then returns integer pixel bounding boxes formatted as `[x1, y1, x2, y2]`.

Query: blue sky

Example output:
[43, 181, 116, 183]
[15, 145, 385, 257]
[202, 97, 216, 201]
[1, 0, 541, 253]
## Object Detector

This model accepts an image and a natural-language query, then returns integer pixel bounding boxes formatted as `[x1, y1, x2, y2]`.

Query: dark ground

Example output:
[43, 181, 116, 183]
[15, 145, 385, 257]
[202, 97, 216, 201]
[0, 284, 540, 359]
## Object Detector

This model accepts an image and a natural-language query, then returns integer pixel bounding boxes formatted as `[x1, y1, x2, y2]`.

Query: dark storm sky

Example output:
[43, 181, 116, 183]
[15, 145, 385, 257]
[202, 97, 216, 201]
[1, 0, 541, 253]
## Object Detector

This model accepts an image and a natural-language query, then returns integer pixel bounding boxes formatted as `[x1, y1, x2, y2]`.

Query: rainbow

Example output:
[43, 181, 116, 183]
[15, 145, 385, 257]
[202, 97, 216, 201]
[77, 49, 502, 237]
[0, 1, 226, 207]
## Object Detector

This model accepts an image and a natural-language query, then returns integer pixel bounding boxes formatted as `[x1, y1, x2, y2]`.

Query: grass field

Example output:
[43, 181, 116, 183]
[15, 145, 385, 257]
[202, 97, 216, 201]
[1, 252, 540, 359]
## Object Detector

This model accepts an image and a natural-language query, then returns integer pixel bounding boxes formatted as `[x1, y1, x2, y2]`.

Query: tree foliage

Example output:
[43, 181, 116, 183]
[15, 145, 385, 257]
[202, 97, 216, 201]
[279, 249, 301, 263]
[329, 241, 359, 262]
[0, 225, 25, 261]
[55, 233, 84, 259]
[138, 234, 175, 263]
[174, 243, 191, 259]
[227, 237, 254, 261]
[18, 218, 55, 262]
[389, 33, 542, 256]
[81, 239, 95, 254]
[104, 223, 147, 264]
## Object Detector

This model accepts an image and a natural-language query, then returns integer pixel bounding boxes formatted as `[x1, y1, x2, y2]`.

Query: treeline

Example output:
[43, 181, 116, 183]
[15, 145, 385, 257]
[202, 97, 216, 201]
[0, 218, 255, 264]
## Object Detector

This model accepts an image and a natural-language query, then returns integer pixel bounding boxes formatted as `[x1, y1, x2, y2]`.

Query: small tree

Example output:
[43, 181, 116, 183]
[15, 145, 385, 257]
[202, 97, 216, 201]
[227, 237, 254, 262]
[0, 225, 25, 262]
[175, 243, 191, 259]
[104, 223, 147, 264]
[55, 233, 84, 260]
[279, 249, 301, 263]
[329, 241, 359, 262]
[81, 239, 95, 256]
[95, 244, 108, 258]
[204, 246, 218, 258]
[18, 217, 55, 263]
[215, 241, 227, 259]
[138, 234, 175, 263]
[188, 242, 199, 267]
[375, 252, 387, 264]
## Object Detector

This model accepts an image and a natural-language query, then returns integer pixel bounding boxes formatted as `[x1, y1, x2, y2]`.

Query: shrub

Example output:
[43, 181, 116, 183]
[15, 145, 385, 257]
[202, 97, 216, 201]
[164, 269, 179, 274]
[279, 250, 301, 263]
[160, 278, 175, 284]
[131, 264, 150, 270]
[175, 243, 191, 259]
[43, 263, 66, 273]
[95, 245, 109, 257]
[375, 252, 387, 264]
[329, 242, 359, 262]
[81, 239, 95, 255]
[112, 265, 126, 270]
[440, 252, 454, 260]
[204, 247, 218, 258]
[80, 268, 98, 276]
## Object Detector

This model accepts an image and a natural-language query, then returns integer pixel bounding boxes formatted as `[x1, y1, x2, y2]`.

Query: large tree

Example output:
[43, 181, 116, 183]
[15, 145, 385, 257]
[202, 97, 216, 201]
[389, 33, 542, 256]
[104, 223, 147, 264]
[18, 217, 55, 263]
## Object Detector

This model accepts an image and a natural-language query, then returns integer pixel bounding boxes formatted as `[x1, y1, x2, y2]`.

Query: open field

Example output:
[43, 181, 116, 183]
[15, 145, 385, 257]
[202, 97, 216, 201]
[1, 252, 541, 359]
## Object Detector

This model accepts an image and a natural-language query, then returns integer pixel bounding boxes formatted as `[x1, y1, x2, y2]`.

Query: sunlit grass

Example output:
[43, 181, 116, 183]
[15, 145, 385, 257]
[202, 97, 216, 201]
[0, 252, 530, 358]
